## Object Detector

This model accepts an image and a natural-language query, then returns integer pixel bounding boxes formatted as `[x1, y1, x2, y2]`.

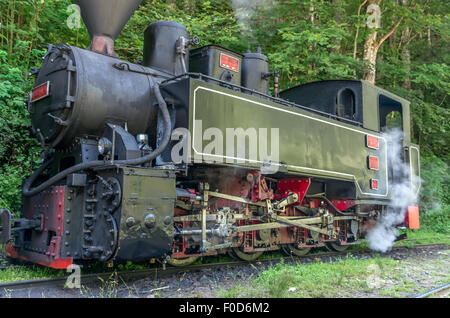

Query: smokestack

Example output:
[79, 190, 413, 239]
[74, 0, 142, 56]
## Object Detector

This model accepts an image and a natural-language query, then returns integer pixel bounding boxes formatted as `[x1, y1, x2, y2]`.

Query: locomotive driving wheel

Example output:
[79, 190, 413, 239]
[231, 247, 263, 261]
[227, 248, 239, 260]
[281, 244, 311, 256]
[167, 256, 199, 267]
[325, 242, 349, 252]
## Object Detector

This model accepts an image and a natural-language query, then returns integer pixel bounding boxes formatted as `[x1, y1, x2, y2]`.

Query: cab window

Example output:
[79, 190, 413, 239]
[379, 94, 403, 131]
[336, 88, 355, 120]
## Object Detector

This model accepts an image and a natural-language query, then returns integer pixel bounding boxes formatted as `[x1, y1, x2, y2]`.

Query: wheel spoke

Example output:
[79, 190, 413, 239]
[231, 247, 263, 261]
[281, 244, 311, 256]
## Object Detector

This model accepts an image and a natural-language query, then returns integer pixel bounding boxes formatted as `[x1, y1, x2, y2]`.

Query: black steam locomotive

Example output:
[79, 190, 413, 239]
[0, 0, 420, 268]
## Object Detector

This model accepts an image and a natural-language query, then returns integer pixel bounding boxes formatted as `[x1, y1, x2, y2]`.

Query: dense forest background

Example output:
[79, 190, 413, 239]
[0, 0, 448, 229]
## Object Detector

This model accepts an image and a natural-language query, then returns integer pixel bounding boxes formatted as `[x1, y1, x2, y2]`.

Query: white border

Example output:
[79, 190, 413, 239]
[192, 86, 389, 197]
[409, 145, 421, 196]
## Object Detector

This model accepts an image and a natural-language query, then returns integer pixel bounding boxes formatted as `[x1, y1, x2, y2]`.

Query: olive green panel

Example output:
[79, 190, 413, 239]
[117, 167, 175, 258]
[361, 81, 380, 131]
[361, 80, 411, 143]
[190, 45, 242, 86]
[408, 144, 420, 197]
[401, 102, 411, 144]
[188, 79, 389, 200]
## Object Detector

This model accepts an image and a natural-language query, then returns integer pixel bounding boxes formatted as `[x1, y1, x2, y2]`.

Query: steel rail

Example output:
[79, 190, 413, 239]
[0, 243, 447, 292]
[412, 283, 450, 298]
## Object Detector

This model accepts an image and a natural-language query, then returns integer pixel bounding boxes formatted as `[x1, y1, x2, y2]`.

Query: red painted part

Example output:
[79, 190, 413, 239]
[30, 81, 50, 103]
[7, 186, 72, 269]
[6, 244, 72, 269]
[249, 171, 274, 202]
[405, 206, 420, 229]
[216, 175, 250, 209]
[366, 135, 379, 150]
[309, 200, 320, 209]
[330, 200, 356, 212]
[172, 221, 188, 258]
[368, 155, 379, 170]
[370, 179, 379, 190]
[220, 53, 239, 72]
[276, 178, 311, 205]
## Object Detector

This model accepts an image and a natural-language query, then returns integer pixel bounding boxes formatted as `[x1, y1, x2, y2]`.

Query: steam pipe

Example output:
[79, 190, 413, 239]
[23, 84, 171, 197]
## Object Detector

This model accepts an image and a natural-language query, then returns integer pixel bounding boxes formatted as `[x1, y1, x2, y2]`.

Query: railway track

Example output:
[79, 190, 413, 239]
[0, 242, 447, 293]
[412, 283, 450, 298]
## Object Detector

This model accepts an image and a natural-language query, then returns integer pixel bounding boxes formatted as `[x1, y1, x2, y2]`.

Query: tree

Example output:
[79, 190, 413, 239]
[362, 0, 403, 84]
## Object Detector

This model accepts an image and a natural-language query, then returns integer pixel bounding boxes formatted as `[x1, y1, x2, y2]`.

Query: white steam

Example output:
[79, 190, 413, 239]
[231, 0, 273, 40]
[366, 129, 420, 252]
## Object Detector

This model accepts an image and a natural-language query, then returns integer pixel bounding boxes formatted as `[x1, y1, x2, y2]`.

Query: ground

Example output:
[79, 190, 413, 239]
[1, 245, 448, 298]
[134, 246, 450, 298]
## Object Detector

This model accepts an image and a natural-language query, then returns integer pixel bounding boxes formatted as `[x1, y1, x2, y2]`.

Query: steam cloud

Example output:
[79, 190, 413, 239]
[366, 129, 420, 252]
[231, 0, 273, 40]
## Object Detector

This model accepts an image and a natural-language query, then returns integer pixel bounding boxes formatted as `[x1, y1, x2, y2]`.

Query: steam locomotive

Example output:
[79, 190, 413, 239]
[0, 0, 421, 268]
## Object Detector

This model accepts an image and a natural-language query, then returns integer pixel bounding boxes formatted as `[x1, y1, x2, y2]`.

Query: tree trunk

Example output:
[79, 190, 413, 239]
[308, 2, 315, 74]
[400, 0, 411, 90]
[363, 29, 379, 84]
[331, 0, 341, 54]
[362, 0, 402, 84]
[353, 0, 369, 59]
[166, 0, 176, 9]
[401, 27, 411, 90]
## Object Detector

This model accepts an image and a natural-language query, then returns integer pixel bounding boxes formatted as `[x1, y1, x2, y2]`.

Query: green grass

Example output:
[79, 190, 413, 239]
[219, 247, 450, 298]
[219, 256, 398, 298]
[0, 264, 65, 283]
[396, 229, 450, 245]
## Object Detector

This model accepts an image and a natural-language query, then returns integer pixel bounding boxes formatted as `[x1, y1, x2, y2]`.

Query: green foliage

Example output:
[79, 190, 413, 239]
[420, 207, 450, 234]
[0, 47, 40, 211]
[419, 152, 449, 207]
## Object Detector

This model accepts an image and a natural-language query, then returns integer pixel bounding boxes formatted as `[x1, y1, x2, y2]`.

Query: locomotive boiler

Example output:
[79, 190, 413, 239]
[0, 0, 421, 268]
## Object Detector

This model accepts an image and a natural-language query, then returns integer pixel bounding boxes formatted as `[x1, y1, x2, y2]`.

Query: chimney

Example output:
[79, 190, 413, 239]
[74, 0, 142, 56]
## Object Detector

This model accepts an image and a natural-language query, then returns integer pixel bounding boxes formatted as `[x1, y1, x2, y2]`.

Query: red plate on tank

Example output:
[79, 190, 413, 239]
[366, 135, 379, 150]
[370, 179, 379, 190]
[220, 53, 239, 72]
[30, 81, 50, 103]
[368, 155, 379, 170]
